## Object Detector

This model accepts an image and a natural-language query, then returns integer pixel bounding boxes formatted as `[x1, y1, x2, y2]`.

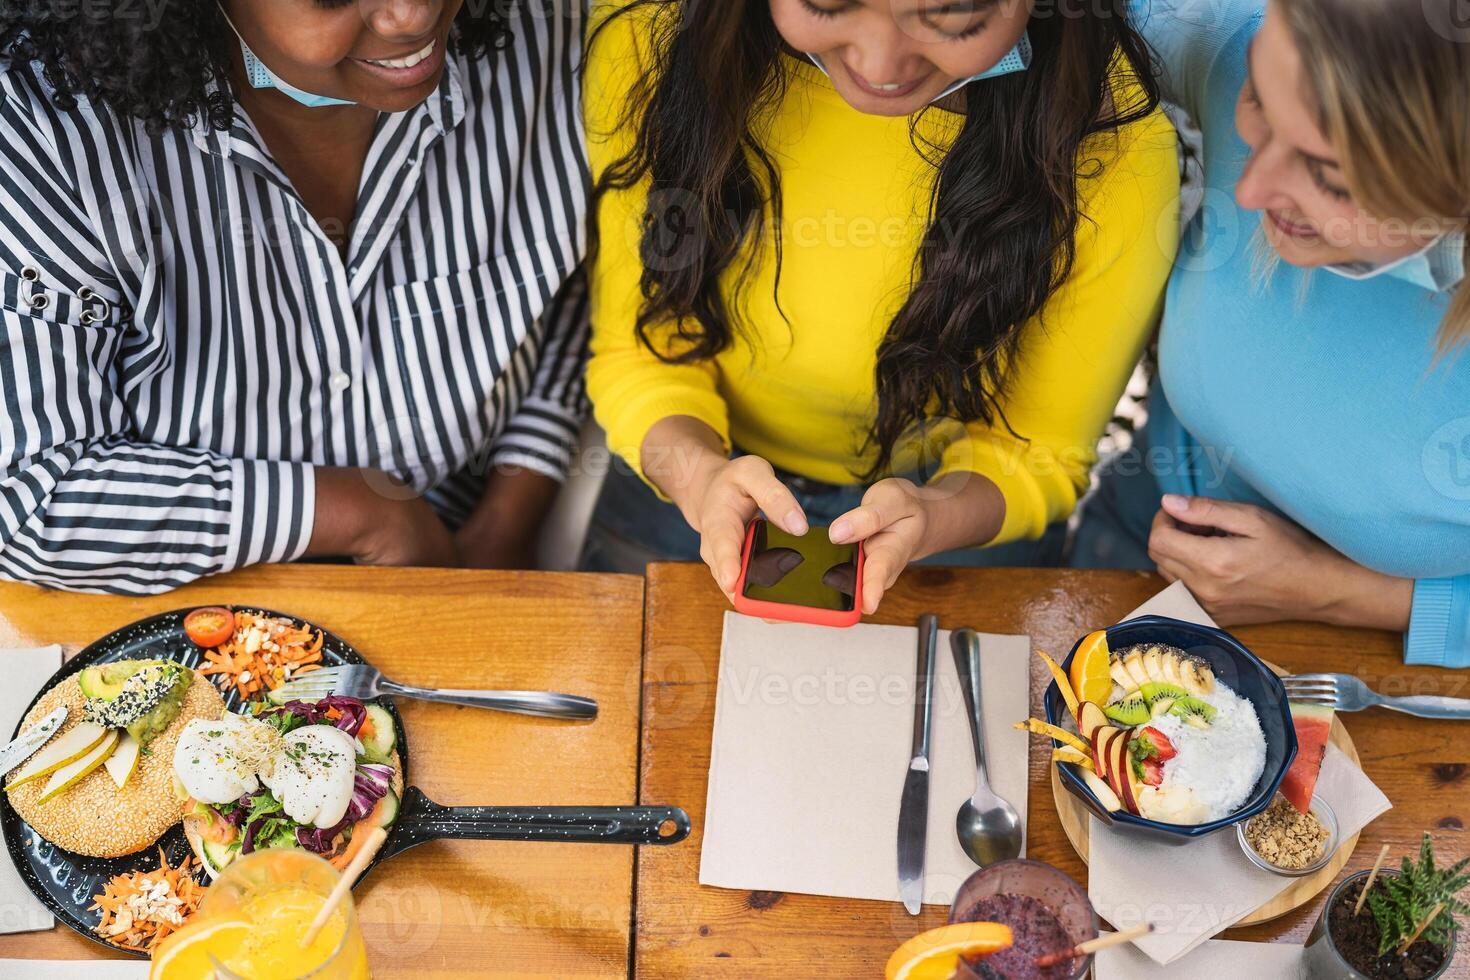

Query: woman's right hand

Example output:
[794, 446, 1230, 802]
[643, 418, 808, 599]
[307, 466, 459, 568]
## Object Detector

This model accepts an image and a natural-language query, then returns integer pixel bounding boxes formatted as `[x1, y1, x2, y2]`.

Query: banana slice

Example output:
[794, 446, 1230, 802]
[1143, 646, 1164, 683]
[1162, 652, 1183, 686]
[1109, 655, 1133, 690]
[1193, 660, 1215, 695]
[1179, 658, 1208, 696]
[1122, 649, 1150, 689]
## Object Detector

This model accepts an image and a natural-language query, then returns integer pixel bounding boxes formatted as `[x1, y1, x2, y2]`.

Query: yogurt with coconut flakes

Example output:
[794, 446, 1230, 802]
[1137, 682, 1267, 824]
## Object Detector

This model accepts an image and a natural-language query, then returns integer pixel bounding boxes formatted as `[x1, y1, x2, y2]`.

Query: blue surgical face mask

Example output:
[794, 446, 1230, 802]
[807, 30, 1032, 107]
[218, 5, 356, 108]
[1322, 231, 1465, 293]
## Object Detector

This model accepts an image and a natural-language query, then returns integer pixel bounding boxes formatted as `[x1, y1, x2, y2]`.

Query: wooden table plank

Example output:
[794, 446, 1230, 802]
[0, 565, 647, 979]
[637, 562, 1470, 978]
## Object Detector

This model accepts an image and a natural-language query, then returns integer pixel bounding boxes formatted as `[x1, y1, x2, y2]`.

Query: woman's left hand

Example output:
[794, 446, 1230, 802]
[1147, 494, 1353, 626]
[828, 478, 935, 615]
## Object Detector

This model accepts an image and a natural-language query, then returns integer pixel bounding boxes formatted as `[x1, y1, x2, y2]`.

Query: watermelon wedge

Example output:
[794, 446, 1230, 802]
[1280, 702, 1334, 813]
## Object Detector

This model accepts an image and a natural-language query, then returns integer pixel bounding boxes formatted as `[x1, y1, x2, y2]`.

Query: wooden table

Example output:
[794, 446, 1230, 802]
[0, 565, 647, 979]
[636, 562, 1470, 978]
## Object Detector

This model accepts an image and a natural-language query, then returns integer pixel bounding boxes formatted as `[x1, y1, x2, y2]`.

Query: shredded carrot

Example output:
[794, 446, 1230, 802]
[89, 848, 207, 954]
[196, 610, 325, 699]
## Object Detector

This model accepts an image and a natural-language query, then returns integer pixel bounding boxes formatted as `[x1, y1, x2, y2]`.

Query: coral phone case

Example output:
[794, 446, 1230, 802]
[731, 517, 864, 628]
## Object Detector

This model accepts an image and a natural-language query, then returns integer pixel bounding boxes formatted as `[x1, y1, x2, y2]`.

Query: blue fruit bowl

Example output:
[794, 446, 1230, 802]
[1043, 615, 1297, 845]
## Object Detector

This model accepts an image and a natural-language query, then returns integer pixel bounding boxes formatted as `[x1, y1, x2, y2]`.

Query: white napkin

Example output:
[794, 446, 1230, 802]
[1087, 583, 1392, 964]
[0, 961, 147, 979]
[0, 646, 63, 935]
[1095, 933, 1307, 979]
[700, 613, 1031, 906]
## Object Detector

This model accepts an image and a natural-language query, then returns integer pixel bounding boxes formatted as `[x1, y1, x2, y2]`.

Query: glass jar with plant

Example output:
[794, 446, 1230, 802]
[1304, 833, 1469, 980]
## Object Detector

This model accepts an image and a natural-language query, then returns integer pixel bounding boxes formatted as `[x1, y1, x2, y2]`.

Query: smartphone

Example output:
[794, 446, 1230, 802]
[731, 517, 865, 627]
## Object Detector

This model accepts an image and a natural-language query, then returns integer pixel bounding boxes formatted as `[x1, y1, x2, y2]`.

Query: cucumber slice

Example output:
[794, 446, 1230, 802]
[202, 836, 237, 872]
[360, 705, 396, 761]
[375, 789, 400, 828]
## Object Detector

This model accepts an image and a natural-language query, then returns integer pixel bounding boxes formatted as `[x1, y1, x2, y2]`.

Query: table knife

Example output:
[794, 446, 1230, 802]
[0, 706, 68, 779]
[897, 613, 939, 916]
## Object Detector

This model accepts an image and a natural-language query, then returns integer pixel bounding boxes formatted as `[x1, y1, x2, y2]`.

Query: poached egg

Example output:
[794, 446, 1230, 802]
[173, 713, 281, 805]
[259, 725, 360, 829]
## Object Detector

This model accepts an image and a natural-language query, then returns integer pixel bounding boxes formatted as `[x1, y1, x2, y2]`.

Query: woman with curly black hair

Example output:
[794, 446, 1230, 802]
[0, 0, 589, 593]
[582, 0, 1180, 612]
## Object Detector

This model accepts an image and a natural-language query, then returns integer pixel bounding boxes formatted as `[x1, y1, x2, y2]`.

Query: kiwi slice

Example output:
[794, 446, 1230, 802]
[1138, 681, 1188, 716]
[1168, 696, 1218, 729]
[1104, 691, 1151, 726]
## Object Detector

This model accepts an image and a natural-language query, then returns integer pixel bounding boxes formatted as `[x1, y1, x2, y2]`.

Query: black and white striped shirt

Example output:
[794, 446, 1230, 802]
[0, 3, 589, 595]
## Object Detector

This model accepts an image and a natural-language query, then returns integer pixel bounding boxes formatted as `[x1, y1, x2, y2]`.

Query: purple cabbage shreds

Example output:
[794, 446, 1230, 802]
[345, 764, 394, 823]
[241, 815, 264, 854]
[259, 696, 368, 737]
[297, 818, 349, 854]
[211, 804, 247, 829]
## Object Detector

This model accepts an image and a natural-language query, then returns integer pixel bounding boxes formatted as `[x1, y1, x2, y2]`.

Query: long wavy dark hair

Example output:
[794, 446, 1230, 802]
[593, 0, 1160, 478]
[0, 1, 515, 134]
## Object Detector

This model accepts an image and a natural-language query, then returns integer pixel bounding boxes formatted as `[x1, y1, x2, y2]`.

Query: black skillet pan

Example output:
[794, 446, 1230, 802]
[0, 608, 691, 957]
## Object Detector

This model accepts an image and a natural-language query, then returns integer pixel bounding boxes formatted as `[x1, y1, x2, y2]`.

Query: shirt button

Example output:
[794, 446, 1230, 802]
[329, 371, 351, 393]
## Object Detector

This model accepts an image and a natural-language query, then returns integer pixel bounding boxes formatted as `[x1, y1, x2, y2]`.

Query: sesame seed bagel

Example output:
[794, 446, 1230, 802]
[6, 663, 225, 858]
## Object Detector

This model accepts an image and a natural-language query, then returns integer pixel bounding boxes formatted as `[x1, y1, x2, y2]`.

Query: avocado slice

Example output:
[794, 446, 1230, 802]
[80, 661, 192, 748]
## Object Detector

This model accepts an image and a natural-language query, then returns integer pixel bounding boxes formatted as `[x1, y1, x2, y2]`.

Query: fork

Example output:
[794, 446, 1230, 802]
[271, 664, 598, 721]
[1282, 673, 1470, 720]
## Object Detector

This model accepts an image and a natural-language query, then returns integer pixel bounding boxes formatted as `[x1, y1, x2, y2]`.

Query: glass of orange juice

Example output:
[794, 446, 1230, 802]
[161, 849, 371, 980]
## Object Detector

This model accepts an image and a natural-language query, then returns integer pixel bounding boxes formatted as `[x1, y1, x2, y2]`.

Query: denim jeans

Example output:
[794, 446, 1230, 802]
[580, 456, 1066, 574]
[1068, 432, 1163, 571]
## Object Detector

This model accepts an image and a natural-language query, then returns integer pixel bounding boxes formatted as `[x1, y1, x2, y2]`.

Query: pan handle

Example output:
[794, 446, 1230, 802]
[378, 787, 691, 859]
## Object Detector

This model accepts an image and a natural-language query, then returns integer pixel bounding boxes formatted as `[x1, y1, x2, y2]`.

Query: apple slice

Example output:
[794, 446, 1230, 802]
[36, 729, 118, 804]
[1078, 702, 1108, 742]
[104, 732, 141, 790]
[1111, 734, 1140, 814]
[1091, 726, 1118, 785]
[1081, 768, 1123, 813]
[7, 722, 109, 790]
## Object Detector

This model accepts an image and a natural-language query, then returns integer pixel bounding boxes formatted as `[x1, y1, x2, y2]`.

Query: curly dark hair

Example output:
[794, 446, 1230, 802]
[0, 1, 515, 134]
[593, 0, 1161, 480]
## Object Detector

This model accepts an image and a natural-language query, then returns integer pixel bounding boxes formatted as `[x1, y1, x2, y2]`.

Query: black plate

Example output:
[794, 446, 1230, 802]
[0, 607, 405, 958]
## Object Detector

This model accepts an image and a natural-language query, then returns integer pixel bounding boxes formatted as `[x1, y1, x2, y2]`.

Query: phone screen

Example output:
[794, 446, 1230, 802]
[741, 521, 858, 612]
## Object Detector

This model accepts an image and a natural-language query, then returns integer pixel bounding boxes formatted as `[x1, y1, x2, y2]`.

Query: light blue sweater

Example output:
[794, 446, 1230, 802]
[1137, 0, 1470, 667]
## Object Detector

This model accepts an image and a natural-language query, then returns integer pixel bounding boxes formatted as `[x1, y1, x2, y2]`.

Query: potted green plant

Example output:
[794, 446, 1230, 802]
[1304, 833, 1469, 979]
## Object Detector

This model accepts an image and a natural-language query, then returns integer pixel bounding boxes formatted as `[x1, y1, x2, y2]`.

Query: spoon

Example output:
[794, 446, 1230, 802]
[951, 628, 1024, 867]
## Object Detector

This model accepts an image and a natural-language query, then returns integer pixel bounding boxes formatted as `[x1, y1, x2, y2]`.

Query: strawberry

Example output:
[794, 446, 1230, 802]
[1142, 759, 1165, 786]
[1135, 726, 1177, 761]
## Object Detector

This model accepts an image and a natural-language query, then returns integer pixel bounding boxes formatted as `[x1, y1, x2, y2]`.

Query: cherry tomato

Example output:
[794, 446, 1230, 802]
[184, 607, 235, 648]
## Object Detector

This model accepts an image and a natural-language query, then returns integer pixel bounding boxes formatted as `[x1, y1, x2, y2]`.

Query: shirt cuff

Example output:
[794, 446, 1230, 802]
[227, 460, 315, 570]
[490, 398, 583, 482]
[1405, 577, 1470, 668]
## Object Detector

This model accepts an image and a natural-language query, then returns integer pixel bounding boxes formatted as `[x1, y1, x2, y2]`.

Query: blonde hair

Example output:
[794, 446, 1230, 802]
[1276, 0, 1470, 347]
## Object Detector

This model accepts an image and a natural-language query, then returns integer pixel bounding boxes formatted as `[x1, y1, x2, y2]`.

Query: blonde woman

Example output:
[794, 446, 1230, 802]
[1072, 0, 1470, 666]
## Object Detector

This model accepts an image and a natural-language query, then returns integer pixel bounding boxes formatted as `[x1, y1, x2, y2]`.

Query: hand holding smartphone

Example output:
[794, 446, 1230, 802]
[731, 517, 866, 627]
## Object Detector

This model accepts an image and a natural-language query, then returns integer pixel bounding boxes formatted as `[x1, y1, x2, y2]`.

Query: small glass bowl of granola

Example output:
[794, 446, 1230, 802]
[1238, 793, 1339, 877]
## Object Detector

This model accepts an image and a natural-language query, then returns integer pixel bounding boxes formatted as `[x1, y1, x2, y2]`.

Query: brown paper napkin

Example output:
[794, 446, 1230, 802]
[0, 645, 63, 935]
[1088, 583, 1391, 965]
[700, 612, 1031, 906]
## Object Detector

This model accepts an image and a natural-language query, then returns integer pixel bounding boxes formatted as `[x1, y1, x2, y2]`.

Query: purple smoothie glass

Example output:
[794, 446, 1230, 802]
[949, 859, 1099, 980]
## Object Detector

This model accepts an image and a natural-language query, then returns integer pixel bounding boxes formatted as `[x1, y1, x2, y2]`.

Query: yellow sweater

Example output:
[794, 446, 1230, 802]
[585, 9, 1180, 545]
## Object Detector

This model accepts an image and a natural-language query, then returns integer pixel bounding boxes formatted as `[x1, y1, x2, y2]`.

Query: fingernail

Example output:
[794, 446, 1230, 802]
[1161, 494, 1188, 514]
[785, 510, 808, 536]
[775, 550, 802, 574]
[830, 519, 851, 543]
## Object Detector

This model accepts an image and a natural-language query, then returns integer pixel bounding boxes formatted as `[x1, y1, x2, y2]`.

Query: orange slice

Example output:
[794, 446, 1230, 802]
[148, 917, 250, 980]
[886, 922, 1014, 980]
[1069, 629, 1114, 706]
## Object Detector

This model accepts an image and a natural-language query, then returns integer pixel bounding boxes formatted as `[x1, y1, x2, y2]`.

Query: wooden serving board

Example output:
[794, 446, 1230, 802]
[1051, 667, 1360, 927]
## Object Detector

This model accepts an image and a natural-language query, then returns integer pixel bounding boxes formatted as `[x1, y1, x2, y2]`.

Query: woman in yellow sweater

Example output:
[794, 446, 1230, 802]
[583, 0, 1179, 613]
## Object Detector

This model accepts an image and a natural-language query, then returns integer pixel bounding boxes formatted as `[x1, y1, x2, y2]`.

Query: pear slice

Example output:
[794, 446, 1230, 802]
[104, 732, 141, 789]
[36, 729, 119, 804]
[1081, 768, 1122, 813]
[7, 722, 109, 790]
